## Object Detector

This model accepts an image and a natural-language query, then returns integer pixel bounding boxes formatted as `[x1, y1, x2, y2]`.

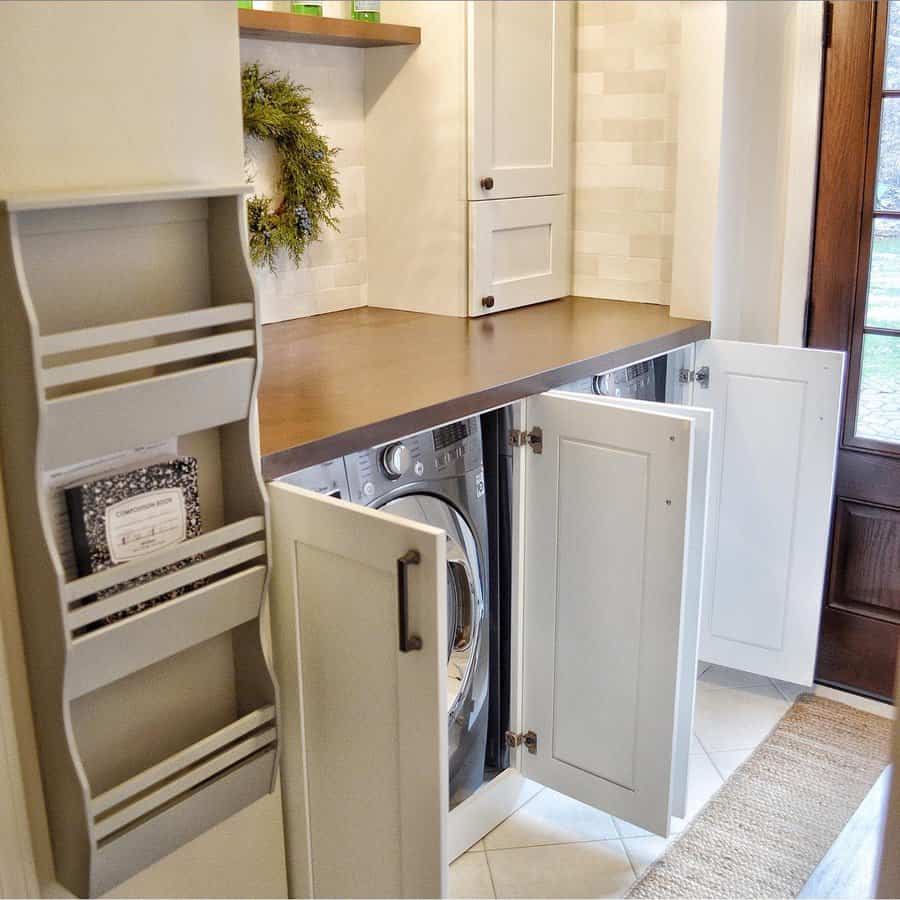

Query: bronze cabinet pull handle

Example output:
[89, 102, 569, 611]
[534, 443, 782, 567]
[480, 176, 494, 190]
[397, 550, 423, 652]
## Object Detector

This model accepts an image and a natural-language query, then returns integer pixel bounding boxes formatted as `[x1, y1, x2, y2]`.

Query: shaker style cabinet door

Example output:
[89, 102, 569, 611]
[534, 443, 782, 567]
[692, 340, 844, 685]
[268, 483, 448, 899]
[468, 0, 573, 200]
[468, 194, 570, 316]
[517, 392, 703, 836]
[563, 393, 713, 820]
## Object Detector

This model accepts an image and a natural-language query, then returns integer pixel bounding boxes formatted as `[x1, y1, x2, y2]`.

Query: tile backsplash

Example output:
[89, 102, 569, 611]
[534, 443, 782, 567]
[240, 38, 367, 324]
[573, 1, 681, 305]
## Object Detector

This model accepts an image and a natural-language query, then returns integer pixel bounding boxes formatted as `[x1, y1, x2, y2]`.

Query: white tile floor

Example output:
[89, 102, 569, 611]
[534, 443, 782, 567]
[449, 663, 833, 899]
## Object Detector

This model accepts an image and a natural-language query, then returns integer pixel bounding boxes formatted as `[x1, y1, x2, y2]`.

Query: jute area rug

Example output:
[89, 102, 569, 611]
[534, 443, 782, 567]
[627, 694, 892, 899]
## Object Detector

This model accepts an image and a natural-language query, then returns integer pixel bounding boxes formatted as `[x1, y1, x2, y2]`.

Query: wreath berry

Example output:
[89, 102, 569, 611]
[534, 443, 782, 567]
[241, 63, 342, 271]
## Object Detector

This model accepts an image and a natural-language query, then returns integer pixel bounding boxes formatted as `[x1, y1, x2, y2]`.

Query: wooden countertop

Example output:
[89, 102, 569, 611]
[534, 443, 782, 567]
[259, 296, 710, 479]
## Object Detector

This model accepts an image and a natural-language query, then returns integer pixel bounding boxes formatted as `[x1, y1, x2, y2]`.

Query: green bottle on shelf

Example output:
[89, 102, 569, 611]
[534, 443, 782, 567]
[351, 0, 380, 23]
[292, 1, 323, 13]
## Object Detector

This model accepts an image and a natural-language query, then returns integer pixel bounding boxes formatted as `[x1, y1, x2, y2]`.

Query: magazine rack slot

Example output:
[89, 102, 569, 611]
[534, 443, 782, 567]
[91, 747, 275, 897]
[68, 565, 266, 697]
[67, 541, 266, 630]
[43, 329, 256, 390]
[44, 358, 256, 470]
[0, 187, 279, 897]
[40, 302, 255, 356]
[91, 705, 275, 816]
[65, 514, 265, 602]
[93, 725, 276, 840]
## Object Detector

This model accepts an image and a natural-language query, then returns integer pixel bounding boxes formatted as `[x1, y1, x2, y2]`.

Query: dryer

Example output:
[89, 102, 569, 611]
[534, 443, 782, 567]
[279, 416, 491, 809]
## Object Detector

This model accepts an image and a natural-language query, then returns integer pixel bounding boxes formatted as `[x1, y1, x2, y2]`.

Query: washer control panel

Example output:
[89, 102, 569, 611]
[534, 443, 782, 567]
[345, 416, 483, 505]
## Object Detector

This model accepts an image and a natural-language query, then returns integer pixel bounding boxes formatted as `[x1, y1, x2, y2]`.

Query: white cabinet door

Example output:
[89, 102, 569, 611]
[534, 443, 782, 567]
[469, 195, 570, 316]
[518, 392, 700, 836]
[268, 483, 448, 899]
[568, 394, 713, 820]
[692, 340, 844, 685]
[468, 0, 572, 200]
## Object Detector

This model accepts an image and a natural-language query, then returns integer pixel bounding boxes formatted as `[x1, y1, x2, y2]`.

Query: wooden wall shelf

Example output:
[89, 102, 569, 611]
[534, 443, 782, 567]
[238, 8, 421, 48]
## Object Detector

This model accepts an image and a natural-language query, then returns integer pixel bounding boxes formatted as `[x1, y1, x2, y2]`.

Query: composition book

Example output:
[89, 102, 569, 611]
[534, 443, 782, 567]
[65, 455, 202, 626]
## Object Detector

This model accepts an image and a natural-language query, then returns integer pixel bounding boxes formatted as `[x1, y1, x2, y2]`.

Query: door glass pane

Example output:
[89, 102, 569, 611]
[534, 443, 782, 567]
[856, 333, 900, 443]
[875, 98, 900, 211]
[886, 0, 900, 90]
[866, 218, 900, 328]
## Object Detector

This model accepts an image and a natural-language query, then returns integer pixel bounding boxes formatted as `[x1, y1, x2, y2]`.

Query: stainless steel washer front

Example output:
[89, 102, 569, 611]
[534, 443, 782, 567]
[380, 495, 486, 727]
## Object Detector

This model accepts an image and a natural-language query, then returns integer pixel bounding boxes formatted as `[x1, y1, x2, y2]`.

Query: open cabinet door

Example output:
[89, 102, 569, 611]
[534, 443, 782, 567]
[519, 392, 699, 836]
[693, 340, 844, 685]
[268, 483, 448, 899]
[562, 394, 713, 820]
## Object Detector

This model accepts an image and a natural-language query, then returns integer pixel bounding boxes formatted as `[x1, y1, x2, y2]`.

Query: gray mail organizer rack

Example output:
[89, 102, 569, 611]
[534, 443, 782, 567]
[0, 186, 279, 896]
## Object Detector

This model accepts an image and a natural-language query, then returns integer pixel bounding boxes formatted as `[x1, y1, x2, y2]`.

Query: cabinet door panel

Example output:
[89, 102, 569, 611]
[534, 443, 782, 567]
[694, 340, 844, 684]
[569, 394, 712, 819]
[268, 483, 448, 899]
[520, 392, 696, 836]
[468, 0, 572, 199]
[469, 195, 570, 316]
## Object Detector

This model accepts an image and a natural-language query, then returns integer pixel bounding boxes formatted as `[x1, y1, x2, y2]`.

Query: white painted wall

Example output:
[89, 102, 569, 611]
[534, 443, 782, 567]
[669, 1, 728, 323]
[671, 0, 824, 345]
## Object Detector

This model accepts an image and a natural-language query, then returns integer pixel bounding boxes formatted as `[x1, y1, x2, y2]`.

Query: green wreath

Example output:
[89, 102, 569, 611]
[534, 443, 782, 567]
[241, 63, 342, 271]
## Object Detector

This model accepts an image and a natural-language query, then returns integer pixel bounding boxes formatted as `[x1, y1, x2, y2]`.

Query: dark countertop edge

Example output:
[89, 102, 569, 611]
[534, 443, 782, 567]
[260, 317, 710, 480]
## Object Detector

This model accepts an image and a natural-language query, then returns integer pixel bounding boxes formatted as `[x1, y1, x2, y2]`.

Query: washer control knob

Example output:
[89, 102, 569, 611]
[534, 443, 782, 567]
[381, 442, 412, 478]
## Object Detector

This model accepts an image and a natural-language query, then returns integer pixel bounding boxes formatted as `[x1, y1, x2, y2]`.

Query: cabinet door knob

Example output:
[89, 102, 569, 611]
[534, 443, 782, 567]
[480, 176, 494, 191]
[482, 295, 495, 308]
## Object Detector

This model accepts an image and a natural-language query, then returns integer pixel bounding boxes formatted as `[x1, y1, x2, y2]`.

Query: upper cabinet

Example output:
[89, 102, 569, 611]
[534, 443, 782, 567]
[366, 1, 574, 318]
[468, 0, 571, 200]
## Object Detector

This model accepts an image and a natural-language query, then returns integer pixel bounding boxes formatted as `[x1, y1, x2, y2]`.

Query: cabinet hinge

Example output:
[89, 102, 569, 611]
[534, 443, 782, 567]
[505, 730, 538, 754]
[678, 366, 710, 389]
[509, 427, 543, 454]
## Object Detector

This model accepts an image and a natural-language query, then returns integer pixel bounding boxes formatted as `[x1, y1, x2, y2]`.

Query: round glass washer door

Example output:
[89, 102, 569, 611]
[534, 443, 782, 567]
[379, 494, 485, 718]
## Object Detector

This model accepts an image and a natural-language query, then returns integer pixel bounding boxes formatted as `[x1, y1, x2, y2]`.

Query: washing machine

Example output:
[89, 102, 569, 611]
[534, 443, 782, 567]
[279, 417, 491, 809]
[562, 356, 666, 400]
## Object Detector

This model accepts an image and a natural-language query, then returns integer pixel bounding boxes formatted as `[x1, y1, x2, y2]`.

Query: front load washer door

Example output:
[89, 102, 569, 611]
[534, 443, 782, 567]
[379, 494, 490, 806]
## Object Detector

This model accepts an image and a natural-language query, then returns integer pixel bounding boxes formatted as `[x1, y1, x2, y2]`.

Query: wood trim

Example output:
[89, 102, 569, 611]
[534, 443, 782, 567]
[807, 1, 877, 351]
[257, 297, 711, 479]
[842, 0, 897, 456]
[816, 605, 900, 700]
[238, 8, 421, 48]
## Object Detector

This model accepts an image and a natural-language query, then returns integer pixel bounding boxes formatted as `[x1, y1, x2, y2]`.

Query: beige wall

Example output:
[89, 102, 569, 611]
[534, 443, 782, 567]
[240, 39, 368, 323]
[573, 0, 681, 305]
[0, 1, 244, 193]
[670, 0, 824, 341]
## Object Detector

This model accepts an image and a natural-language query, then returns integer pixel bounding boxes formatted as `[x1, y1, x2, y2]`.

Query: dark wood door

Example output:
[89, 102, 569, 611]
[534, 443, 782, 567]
[809, 0, 900, 701]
